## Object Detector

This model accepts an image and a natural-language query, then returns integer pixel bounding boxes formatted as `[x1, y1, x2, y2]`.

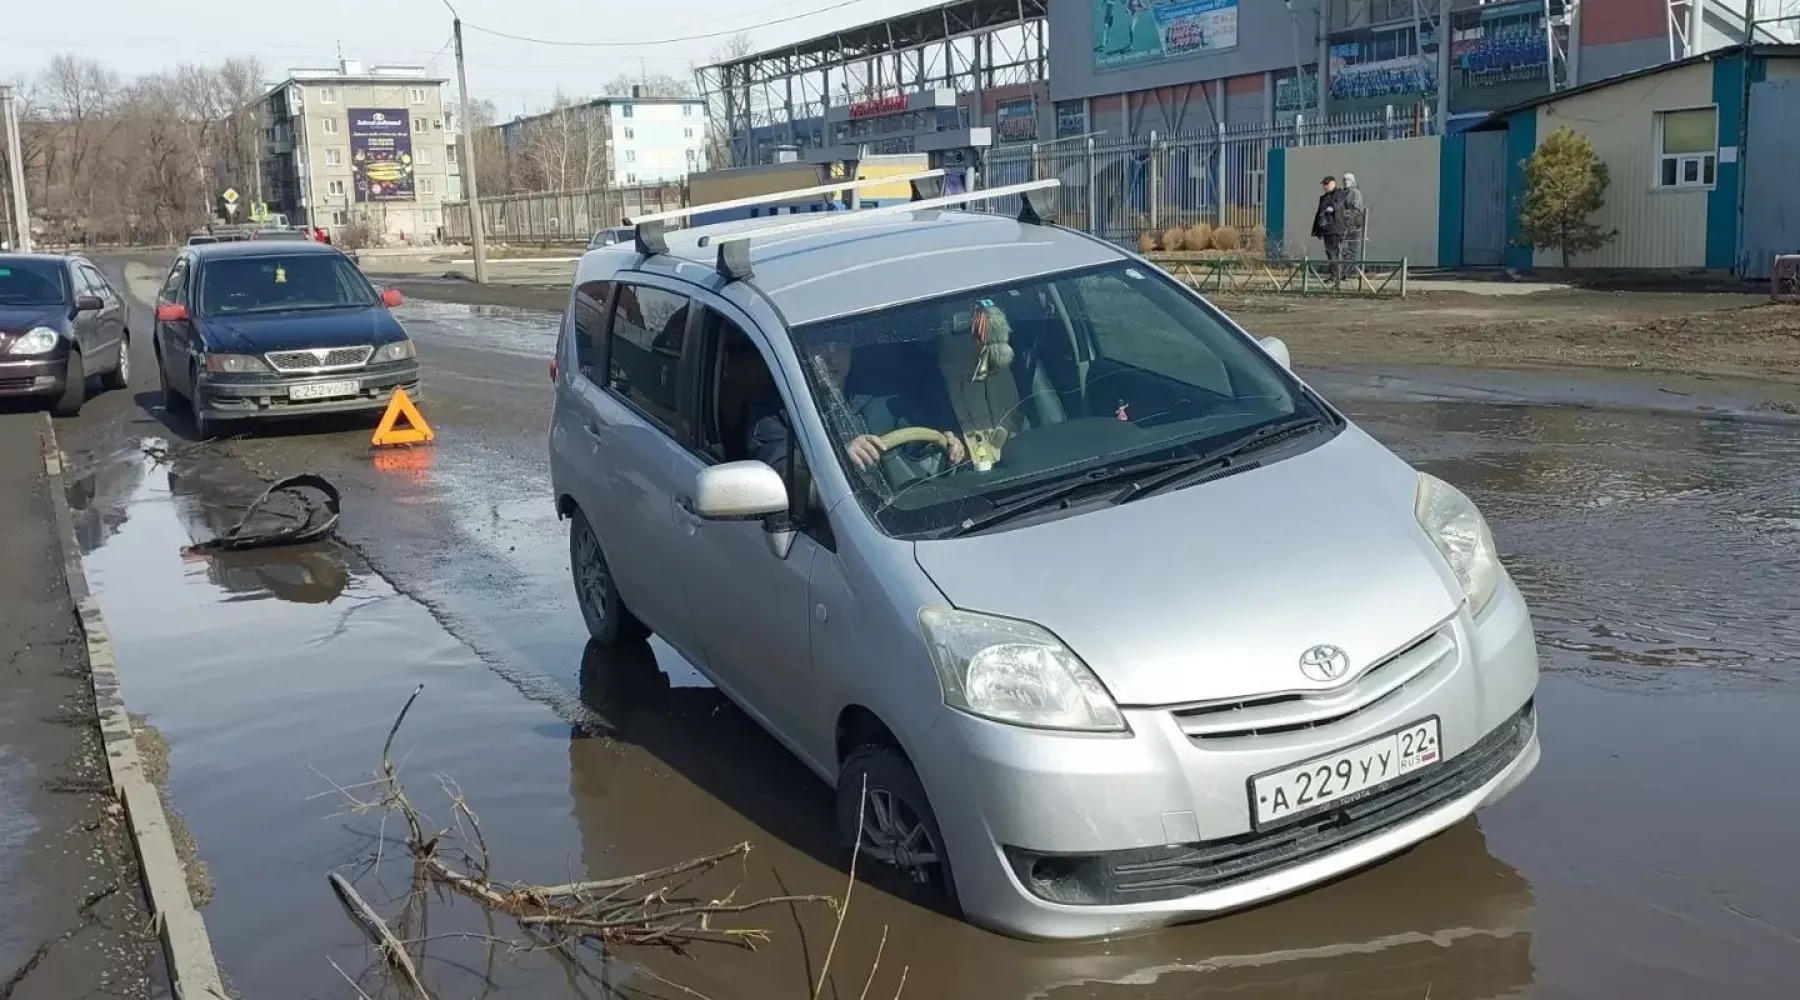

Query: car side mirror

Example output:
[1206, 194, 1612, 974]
[381, 288, 405, 308]
[74, 294, 105, 314]
[155, 302, 189, 323]
[1258, 336, 1292, 371]
[693, 461, 789, 522]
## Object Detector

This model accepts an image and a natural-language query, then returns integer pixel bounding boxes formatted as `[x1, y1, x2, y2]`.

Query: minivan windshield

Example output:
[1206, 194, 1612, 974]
[789, 261, 1334, 538]
[197, 253, 377, 316]
[0, 260, 70, 306]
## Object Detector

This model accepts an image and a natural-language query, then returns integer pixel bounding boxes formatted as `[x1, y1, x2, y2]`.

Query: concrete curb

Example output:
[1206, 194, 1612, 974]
[38, 413, 229, 1000]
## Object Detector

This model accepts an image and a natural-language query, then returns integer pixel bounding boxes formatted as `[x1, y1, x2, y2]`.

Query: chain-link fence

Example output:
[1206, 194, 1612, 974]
[982, 104, 1433, 256]
[442, 183, 687, 244]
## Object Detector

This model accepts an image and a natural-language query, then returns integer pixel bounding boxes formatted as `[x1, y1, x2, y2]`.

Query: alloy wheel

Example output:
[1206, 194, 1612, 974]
[858, 788, 942, 885]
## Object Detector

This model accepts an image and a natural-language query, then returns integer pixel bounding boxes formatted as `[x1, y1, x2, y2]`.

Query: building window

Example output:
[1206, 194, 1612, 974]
[323, 117, 339, 135]
[621, 104, 634, 118]
[328, 179, 345, 196]
[447, 143, 458, 164]
[624, 149, 636, 162]
[318, 87, 337, 104]
[326, 148, 342, 166]
[411, 117, 424, 131]
[623, 127, 634, 139]
[683, 104, 694, 116]
[683, 127, 693, 138]
[1655, 107, 1718, 188]
[420, 178, 435, 195]
[417, 147, 433, 165]
[626, 172, 637, 184]
[410, 87, 427, 104]
[330, 210, 348, 225]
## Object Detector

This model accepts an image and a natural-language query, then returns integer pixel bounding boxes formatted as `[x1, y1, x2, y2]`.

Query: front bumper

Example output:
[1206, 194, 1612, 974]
[917, 576, 1542, 941]
[195, 361, 422, 420]
[0, 356, 68, 398]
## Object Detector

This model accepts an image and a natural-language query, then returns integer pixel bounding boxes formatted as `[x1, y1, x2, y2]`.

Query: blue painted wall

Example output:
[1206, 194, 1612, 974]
[1266, 147, 1287, 254]
[1707, 53, 1764, 271]
[1437, 134, 1466, 269]
[1502, 110, 1537, 271]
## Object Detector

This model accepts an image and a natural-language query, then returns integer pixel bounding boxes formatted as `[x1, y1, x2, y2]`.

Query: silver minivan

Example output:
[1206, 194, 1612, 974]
[547, 184, 1540, 941]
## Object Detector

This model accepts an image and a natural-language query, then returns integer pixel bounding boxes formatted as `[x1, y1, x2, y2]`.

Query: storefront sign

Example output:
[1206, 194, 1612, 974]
[995, 98, 1038, 143]
[849, 95, 909, 119]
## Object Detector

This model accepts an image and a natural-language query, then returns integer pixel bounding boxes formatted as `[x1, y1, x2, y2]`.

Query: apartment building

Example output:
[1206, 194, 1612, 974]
[496, 89, 709, 189]
[258, 59, 454, 241]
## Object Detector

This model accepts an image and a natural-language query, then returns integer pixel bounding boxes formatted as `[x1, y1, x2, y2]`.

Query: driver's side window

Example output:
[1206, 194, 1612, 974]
[698, 309, 825, 534]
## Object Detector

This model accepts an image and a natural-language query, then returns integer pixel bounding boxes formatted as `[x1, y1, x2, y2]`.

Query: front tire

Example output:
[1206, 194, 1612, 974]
[837, 745, 961, 916]
[52, 349, 86, 418]
[102, 333, 130, 391]
[568, 507, 647, 646]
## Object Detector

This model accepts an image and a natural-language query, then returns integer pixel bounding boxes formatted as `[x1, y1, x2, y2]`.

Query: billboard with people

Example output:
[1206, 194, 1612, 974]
[1446, 0, 1557, 113]
[1092, 0, 1240, 72]
[349, 108, 415, 202]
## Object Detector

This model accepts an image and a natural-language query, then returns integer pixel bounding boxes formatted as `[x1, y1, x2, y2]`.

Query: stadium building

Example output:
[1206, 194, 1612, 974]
[699, 0, 1799, 160]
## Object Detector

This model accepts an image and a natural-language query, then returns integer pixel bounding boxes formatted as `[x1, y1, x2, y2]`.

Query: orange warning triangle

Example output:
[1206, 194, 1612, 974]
[371, 387, 435, 447]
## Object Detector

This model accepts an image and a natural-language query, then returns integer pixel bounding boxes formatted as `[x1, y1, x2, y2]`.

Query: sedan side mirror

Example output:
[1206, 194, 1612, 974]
[1258, 336, 1292, 371]
[381, 288, 405, 308]
[693, 461, 789, 521]
[155, 302, 189, 323]
[74, 294, 105, 314]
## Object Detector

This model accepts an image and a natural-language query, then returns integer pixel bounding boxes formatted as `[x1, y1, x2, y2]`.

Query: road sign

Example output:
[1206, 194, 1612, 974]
[223, 201, 239, 218]
[222, 188, 239, 204]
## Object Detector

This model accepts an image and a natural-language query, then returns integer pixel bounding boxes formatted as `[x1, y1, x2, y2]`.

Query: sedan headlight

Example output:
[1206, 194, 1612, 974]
[203, 353, 270, 374]
[1415, 472, 1501, 616]
[7, 326, 60, 355]
[919, 607, 1126, 732]
[372, 340, 416, 363]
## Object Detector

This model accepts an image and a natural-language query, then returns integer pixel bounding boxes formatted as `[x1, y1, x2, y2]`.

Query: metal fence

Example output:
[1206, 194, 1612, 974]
[982, 104, 1433, 254]
[442, 105, 1432, 249]
[442, 183, 686, 244]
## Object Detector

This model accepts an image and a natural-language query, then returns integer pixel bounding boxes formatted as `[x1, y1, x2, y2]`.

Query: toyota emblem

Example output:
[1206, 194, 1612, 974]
[1298, 644, 1351, 683]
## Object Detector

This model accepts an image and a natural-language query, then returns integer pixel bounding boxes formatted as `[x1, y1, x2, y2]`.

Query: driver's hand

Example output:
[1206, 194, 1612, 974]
[846, 434, 887, 469]
[943, 431, 967, 465]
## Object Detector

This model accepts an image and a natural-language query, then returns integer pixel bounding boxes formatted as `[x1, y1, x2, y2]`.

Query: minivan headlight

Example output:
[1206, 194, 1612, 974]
[919, 607, 1126, 732]
[1414, 472, 1501, 616]
[372, 339, 416, 363]
[7, 327, 60, 355]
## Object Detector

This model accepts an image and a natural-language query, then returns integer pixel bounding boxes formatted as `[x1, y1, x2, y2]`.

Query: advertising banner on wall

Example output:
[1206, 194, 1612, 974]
[1092, 0, 1240, 72]
[1275, 66, 1320, 114]
[1446, 0, 1556, 114]
[995, 98, 1039, 143]
[349, 108, 415, 202]
[1055, 100, 1088, 138]
[1325, 21, 1438, 115]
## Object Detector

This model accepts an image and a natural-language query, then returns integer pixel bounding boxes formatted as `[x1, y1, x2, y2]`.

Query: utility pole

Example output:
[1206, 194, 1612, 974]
[452, 14, 490, 282]
[1, 85, 33, 253]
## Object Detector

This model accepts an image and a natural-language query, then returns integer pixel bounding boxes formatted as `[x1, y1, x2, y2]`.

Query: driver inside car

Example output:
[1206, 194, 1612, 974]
[747, 341, 967, 476]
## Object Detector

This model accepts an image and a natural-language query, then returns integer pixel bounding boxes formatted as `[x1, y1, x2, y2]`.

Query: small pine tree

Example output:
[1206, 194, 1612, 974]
[1515, 126, 1618, 269]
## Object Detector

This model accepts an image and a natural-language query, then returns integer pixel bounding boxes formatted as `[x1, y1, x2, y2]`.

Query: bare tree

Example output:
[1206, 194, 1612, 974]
[36, 55, 122, 227]
[462, 97, 513, 198]
[516, 92, 608, 194]
[600, 73, 693, 98]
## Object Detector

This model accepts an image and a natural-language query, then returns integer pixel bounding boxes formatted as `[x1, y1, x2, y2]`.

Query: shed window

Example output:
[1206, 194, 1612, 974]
[1655, 107, 1717, 189]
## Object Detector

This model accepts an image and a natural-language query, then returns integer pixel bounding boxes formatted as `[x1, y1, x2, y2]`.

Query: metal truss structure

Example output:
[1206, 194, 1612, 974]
[1666, 0, 1800, 61]
[697, 0, 1048, 167]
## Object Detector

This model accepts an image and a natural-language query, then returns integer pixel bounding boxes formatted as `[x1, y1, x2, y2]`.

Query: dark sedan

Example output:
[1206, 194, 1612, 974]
[152, 242, 421, 438]
[0, 253, 131, 417]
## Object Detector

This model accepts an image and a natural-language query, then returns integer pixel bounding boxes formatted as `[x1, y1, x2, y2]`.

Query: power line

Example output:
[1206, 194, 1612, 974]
[460, 0, 871, 48]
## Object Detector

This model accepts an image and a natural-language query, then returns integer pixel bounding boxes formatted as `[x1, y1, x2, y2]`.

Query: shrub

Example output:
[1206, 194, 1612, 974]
[1161, 227, 1187, 252]
[1186, 224, 1212, 252]
[1137, 231, 1159, 254]
[1211, 225, 1240, 251]
[1516, 126, 1617, 268]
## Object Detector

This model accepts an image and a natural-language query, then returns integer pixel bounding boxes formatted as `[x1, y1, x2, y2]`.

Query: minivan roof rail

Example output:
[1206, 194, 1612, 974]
[626, 168, 948, 256]
[704, 178, 1062, 283]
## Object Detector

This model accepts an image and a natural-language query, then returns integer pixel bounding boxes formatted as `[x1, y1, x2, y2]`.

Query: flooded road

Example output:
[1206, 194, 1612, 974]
[62, 293, 1800, 999]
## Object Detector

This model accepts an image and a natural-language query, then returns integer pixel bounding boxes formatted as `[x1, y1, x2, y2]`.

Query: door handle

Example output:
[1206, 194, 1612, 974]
[673, 494, 701, 525]
[580, 418, 602, 437]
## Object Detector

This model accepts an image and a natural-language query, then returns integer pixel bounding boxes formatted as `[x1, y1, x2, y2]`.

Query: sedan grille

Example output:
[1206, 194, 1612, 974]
[264, 346, 374, 374]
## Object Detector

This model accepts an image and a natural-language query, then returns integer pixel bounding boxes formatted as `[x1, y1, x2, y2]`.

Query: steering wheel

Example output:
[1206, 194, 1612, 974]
[870, 427, 956, 493]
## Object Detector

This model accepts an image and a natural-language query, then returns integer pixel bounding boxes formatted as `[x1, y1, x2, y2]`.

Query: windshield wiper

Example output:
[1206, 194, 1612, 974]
[939, 453, 1230, 538]
[1114, 413, 1326, 504]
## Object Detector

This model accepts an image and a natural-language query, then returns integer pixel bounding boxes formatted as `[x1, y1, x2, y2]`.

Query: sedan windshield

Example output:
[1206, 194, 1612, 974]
[0, 260, 70, 306]
[197, 254, 376, 316]
[790, 261, 1333, 539]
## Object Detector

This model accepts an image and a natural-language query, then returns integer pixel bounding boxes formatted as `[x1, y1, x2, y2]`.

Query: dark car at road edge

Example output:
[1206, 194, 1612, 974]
[0, 253, 133, 417]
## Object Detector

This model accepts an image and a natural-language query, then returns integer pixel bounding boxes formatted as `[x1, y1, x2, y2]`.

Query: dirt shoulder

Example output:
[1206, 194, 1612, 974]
[0, 414, 164, 999]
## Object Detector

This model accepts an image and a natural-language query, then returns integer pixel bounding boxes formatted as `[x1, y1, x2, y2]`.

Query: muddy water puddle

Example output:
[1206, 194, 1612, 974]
[64, 380, 1800, 998]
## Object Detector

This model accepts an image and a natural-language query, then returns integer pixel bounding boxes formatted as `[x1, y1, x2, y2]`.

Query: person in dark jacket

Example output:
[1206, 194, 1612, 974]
[747, 342, 966, 478]
[1311, 175, 1340, 265]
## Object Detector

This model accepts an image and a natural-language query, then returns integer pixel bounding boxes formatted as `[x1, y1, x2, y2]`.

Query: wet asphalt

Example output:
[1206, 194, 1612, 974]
[45, 259, 1800, 999]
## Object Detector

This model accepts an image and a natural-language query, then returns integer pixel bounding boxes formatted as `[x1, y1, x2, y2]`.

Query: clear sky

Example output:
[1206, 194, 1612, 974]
[5, 0, 942, 113]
